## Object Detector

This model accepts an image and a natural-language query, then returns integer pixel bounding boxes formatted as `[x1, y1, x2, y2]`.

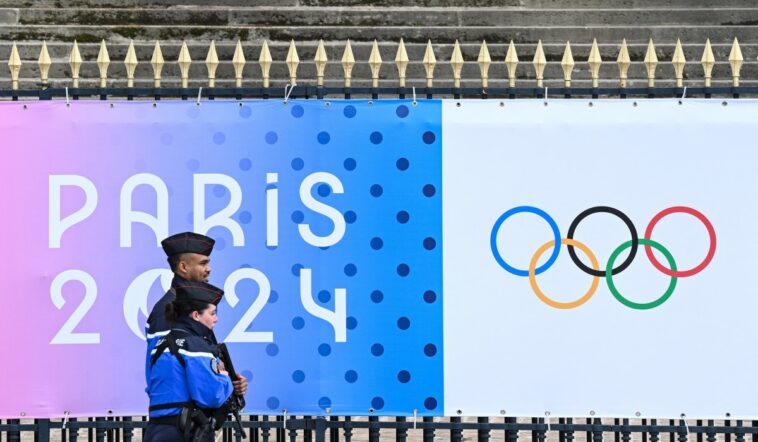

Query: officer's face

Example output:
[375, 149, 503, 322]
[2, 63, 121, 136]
[193, 304, 218, 330]
[178, 253, 211, 282]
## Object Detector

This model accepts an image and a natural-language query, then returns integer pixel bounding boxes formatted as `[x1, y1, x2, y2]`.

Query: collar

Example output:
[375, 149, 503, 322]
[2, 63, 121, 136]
[171, 274, 191, 288]
[174, 315, 215, 340]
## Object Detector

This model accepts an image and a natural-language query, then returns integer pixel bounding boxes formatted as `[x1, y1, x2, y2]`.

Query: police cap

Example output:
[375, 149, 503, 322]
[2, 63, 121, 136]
[161, 232, 215, 258]
[175, 281, 224, 305]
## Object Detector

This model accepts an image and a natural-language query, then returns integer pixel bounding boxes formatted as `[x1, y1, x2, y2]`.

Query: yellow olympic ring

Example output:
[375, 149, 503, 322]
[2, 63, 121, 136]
[528, 238, 600, 309]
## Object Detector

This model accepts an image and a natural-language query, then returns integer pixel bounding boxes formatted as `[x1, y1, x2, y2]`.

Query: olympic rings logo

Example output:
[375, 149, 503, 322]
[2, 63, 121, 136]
[490, 206, 717, 310]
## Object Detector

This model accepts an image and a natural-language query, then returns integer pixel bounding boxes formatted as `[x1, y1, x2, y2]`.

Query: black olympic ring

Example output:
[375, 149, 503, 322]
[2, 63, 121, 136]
[566, 206, 639, 277]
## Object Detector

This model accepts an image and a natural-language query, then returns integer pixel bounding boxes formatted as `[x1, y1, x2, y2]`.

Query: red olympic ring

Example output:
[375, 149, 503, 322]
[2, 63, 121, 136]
[644, 206, 717, 277]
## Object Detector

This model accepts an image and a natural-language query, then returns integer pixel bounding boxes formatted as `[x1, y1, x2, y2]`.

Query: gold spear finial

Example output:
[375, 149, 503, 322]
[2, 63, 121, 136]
[617, 39, 630, 88]
[314, 39, 328, 87]
[124, 39, 138, 88]
[96, 40, 110, 88]
[232, 40, 246, 88]
[422, 39, 436, 88]
[205, 40, 219, 87]
[560, 41, 574, 87]
[395, 38, 409, 88]
[505, 40, 519, 88]
[588, 38, 602, 88]
[341, 39, 355, 88]
[450, 40, 464, 88]
[728, 37, 743, 87]
[533, 40, 546, 87]
[477, 40, 491, 88]
[38, 40, 52, 87]
[286, 39, 299, 86]
[150, 41, 164, 88]
[69, 40, 83, 88]
[643, 39, 658, 87]
[701, 38, 715, 88]
[178, 41, 192, 89]
[259, 40, 272, 88]
[672, 38, 686, 88]
[8, 42, 21, 90]
[368, 40, 382, 88]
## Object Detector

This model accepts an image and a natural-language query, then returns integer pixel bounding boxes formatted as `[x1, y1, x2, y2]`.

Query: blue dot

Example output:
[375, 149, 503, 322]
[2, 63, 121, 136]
[371, 343, 384, 356]
[371, 290, 384, 303]
[266, 397, 280, 410]
[423, 184, 436, 197]
[213, 132, 226, 145]
[265, 131, 278, 144]
[397, 370, 411, 383]
[347, 316, 358, 330]
[291, 158, 304, 170]
[291, 105, 304, 118]
[344, 211, 357, 224]
[269, 290, 279, 303]
[345, 370, 358, 383]
[423, 237, 436, 250]
[291, 210, 304, 223]
[370, 237, 383, 250]
[396, 158, 409, 171]
[212, 185, 226, 198]
[215, 238, 226, 251]
[318, 397, 332, 410]
[241, 370, 253, 382]
[239, 106, 252, 118]
[187, 159, 200, 171]
[397, 317, 411, 330]
[370, 185, 383, 197]
[424, 344, 437, 357]
[239, 211, 252, 224]
[344, 158, 357, 171]
[318, 290, 331, 303]
[397, 264, 410, 277]
[343, 105, 357, 118]
[371, 397, 385, 410]
[423, 131, 436, 144]
[292, 263, 304, 276]
[266, 344, 279, 356]
[344, 264, 357, 277]
[317, 131, 331, 145]
[318, 343, 332, 356]
[370, 132, 383, 145]
[424, 397, 438, 410]
[318, 184, 331, 197]
[396, 211, 410, 224]
[239, 158, 252, 171]
[292, 316, 305, 329]
[396, 105, 409, 118]
[292, 370, 305, 383]
[160, 133, 173, 145]
[424, 290, 437, 303]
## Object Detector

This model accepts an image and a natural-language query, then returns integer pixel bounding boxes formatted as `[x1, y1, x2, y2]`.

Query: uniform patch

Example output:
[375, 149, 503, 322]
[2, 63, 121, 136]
[210, 358, 220, 374]
[175, 338, 186, 347]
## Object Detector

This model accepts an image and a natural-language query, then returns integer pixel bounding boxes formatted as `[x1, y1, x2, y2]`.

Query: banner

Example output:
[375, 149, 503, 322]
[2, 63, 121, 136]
[2, 99, 757, 419]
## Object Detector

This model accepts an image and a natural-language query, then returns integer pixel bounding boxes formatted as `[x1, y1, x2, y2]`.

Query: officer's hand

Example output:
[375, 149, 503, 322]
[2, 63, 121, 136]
[232, 374, 248, 396]
[217, 361, 229, 376]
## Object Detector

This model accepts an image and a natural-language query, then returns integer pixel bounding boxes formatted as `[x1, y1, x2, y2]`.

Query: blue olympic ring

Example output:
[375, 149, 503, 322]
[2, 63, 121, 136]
[490, 206, 561, 277]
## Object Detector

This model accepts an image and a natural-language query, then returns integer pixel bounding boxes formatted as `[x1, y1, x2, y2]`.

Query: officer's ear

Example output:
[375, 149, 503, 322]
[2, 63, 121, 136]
[190, 310, 201, 322]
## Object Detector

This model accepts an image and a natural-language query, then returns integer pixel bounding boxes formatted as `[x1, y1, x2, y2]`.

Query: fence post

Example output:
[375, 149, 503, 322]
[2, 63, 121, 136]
[477, 417, 490, 442]
[37, 419, 50, 442]
[368, 416, 380, 442]
[314, 417, 326, 442]
[450, 416, 462, 442]
[423, 417, 435, 442]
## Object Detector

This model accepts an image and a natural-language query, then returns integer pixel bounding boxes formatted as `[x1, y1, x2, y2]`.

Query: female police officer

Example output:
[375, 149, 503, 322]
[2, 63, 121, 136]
[145, 281, 236, 442]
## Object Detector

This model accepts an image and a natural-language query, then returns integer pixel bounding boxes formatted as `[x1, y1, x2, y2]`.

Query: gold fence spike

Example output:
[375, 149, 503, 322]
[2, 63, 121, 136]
[315, 39, 328, 87]
[533, 40, 546, 88]
[232, 40, 246, 88]
[729, 37, 743, 87]
[560, 41, 574, 87]
[97, 40, 110, 88]
[505, 40, 518, 88]
[477, 40, 491, 88]
[368, 40, 382, 88]
[286, 39, 299, 86]
[422, 40, 436, 88]
[124, 39, 138, 88]
[38, 40, 51, 86]
[259, 40, 272, 88]
[395, 38, 409, 88]
[450, 40, 464, 88]
[8, 42, 21, 90]
[643, 39, 658, 87]
[205, 40, 219, 88]
[178, 41, 192, 89]
[701, 38, 715, 88]
[588, 38, 602, 88]
[150, 41, 164, 88]
[617, 39, 630, 88]
[341, 39, 355, 88]
[69, 40, 83, 88]
[672, 38, 686, 88]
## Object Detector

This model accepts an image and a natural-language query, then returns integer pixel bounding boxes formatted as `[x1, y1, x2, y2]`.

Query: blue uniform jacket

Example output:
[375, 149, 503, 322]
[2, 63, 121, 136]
[146, 316, 233, 417]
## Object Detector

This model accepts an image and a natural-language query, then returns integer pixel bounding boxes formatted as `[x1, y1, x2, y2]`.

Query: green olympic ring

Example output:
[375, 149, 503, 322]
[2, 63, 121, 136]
[606, 238, 678, 310]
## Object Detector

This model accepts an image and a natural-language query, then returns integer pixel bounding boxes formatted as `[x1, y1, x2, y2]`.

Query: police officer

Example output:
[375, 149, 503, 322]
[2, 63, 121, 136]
[145, 281, 234, 442]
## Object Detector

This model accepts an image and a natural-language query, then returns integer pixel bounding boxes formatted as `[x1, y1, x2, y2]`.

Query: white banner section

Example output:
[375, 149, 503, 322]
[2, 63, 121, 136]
[442, 100, 758, 419]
